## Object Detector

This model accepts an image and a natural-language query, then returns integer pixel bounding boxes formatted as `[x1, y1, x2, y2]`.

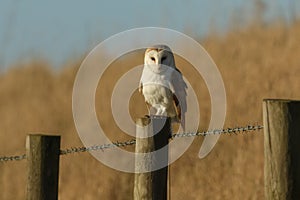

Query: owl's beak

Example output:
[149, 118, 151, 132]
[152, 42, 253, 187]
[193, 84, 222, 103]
[158, 63, 163, 70]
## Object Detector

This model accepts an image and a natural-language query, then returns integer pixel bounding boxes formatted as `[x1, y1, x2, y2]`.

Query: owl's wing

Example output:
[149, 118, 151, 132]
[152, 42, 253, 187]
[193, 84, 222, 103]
[170, 67, 187, 130]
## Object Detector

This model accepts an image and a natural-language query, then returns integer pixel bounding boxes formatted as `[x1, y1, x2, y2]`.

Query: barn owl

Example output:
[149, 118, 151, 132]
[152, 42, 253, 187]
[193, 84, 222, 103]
[139, 45, 187, 129]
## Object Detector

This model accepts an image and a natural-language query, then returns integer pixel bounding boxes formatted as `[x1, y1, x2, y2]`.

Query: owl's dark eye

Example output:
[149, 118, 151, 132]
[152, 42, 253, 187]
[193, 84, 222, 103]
[161, 56, 167, 62]
[150, 57, 155, 62]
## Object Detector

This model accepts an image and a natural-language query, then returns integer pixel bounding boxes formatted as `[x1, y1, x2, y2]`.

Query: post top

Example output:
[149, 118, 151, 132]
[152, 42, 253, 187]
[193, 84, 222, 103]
[263, 99, 300, 103]
[136, 116, 170, 127]
[136, 117, 151, 126]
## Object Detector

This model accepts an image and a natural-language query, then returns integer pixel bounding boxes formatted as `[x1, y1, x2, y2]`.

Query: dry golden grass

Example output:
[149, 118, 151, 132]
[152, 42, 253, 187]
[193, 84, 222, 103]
[1, 22, 300, 199]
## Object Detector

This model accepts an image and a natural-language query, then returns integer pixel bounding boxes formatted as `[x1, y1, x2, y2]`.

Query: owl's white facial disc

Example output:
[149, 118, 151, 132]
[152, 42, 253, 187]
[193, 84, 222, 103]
[144, 47, 175, 74]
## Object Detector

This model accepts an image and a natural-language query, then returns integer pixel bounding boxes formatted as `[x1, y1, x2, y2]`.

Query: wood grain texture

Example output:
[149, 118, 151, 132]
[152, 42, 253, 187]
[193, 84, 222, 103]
[134, 117, 170, 200]
[263, 99, 300, 200]
[26, 134, 60, 200]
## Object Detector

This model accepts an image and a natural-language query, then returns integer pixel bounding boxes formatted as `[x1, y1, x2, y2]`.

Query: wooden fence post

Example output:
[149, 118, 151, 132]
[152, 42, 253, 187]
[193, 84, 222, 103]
[26, 134, 61, 200]
[134, 116, 170, 200]
[263, 99, 300, 200]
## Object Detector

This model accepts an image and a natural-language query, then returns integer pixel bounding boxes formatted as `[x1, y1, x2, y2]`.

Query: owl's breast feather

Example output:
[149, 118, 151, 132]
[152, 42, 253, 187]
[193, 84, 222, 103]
[140, 66, 173, 88]
[142, 85, 172, 105]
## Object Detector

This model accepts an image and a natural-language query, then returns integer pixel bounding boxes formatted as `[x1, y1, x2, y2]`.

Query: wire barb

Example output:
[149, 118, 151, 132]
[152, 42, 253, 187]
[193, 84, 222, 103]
[0, 125, 263, 162]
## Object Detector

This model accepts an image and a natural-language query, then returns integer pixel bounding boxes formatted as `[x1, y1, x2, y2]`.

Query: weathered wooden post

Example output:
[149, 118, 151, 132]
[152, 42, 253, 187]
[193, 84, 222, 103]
[134, 116, 170, 200]
[263, 99, 300, 200]
[26, 134, 61, 200]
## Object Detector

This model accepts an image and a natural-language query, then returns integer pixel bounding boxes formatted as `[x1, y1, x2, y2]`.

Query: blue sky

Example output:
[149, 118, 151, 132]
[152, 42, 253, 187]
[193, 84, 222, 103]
[0, 0, 299, 70]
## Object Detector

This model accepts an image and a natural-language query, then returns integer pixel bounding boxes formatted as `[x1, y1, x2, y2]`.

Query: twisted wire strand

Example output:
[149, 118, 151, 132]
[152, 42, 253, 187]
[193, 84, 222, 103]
[60, 139, 136, 155]
[0, 154, 26, 162]
[171, 125, 264, 138]
[0, 124, 263, 162]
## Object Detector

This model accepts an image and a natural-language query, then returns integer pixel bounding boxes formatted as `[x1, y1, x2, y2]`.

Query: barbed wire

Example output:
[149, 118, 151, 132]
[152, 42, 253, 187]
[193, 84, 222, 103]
[0, 154, 26, 162]
[0, 124, 263, 162]
[171, 125, 264, 138]
[60, 139, 136, 155]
